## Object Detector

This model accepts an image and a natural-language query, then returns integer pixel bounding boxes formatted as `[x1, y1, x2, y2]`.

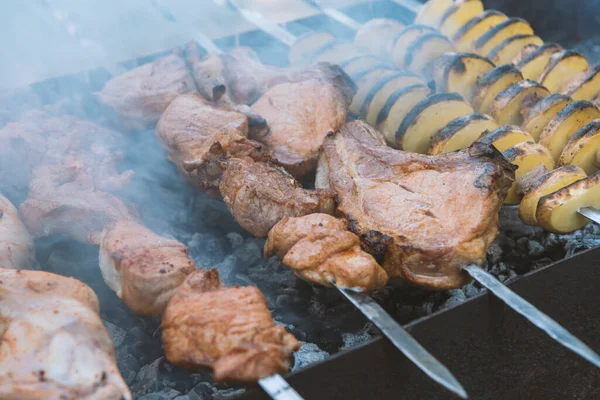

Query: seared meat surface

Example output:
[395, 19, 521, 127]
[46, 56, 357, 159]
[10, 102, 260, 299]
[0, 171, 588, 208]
[317, 121, 515, 290]
[187, 45, 354, 105]
[95, 52, 196, 130]
[265, 214, 388, 291]
[99, 220, 197, 317]
[219, 157, 336, 237]
[156, 92, 269, 194]
[0, 194, 35, 270]
[162, 269, 299, 382]
[251, 78, 354, 178]
[0, 269, 131, 400]
[20, 164, 137, 245]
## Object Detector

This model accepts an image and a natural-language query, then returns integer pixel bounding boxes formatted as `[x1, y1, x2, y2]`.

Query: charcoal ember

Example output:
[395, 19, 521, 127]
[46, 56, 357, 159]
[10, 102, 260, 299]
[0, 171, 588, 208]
[188, 232, 227, 267]
[188, 382, 214, 400]
[131, 379, 165, 398]
[232, 238, 263, 266]
[175, 396, 191, 400]
[117, 351, 141, 385]
[441, 288, 468, 309]
[527, 240, 546, 258]
[292, 342, 329, 371]
[226, 232, 244, 248]
[103, 320, 126, 348]
[464, 282, 483, 298]
[137, 357, 163, 382]
[212, 388, 246, 399]
[214, 254, 240, 284]
[486, 240, 504, 265]
[341, 328, 372, 350]
[138, 388, 183, 400]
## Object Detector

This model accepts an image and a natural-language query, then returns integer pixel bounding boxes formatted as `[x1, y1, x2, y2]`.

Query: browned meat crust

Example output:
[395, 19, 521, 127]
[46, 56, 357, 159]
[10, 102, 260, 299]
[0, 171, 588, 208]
[0, 194, 35, 270]
[219, 157, 336, 237]
[162, 269, 299, 382]
[99, 220, 197, 317]
[265, 214, 388, 291]
[318, 120, 515, 290]
[95, 52, 197, 130]
[0, 269, 131, 400]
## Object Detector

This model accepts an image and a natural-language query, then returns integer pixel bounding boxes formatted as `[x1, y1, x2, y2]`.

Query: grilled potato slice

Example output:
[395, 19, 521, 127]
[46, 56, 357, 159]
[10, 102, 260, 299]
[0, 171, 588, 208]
[539, 50, 590, 93]
[561, 65, 600, 101]
[429, 113, 499, 154]
[472, 64, 523, 114]
[313, 41, 364, 65]
[350, 68, 398, 115]
[404, 33, 454, 75]
[511, 43, 541, 65]
[289, 31, 336, 65]
[361, 72, 425, 122]
[519, 166, 587, 225]
[376, 84, 432, 147]
[415, 0, 454, 27]
[559, 119, 600, 174]
[488, 34, 544, 66]
[453, 10, 508, 52]
[341, 55, 385, 77]
[539, 100, 600, 163]
[473, 18, 534, 57]
[354, 18, 405, 59]
[491, 80, 550, 125]
[477, 125, 534, 152]
[438, 0, 485, 38]
[396, 93, 474, 153]
[522, 93, 574, 141]
[537, 172, 600, 233]
[390, 25, 438, 67]
[503, 142, 555, 204]
[515, 43, 563, 80]
[432, 52, 495, 101]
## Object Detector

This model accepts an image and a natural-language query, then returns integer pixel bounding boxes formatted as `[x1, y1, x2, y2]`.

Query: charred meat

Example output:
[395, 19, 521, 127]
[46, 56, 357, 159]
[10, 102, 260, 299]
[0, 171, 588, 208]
[317, 120, 515, 290]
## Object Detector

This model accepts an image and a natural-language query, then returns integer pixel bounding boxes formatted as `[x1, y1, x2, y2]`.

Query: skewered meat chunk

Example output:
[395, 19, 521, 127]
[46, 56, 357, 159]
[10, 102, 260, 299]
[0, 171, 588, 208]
[219, 157, 336, 238]
[162, 269, 299, 382]
[99, 220, 197, 317]
[19, 164, 137, 244]
[187, 45, 354, 105]
[0, 194, 35, 270]
[250, 77, 354, 178]
[317, 120, 514, 290]
[95, 52, 197, 130]
[156, 92, 269, 195]
[265, 214, 388, 292]
[0, 269, 131, 400]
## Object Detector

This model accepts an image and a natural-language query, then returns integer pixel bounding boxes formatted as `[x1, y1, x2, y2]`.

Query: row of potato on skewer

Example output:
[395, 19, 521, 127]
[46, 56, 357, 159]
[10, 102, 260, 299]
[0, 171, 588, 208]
[285, 0, 600, 234]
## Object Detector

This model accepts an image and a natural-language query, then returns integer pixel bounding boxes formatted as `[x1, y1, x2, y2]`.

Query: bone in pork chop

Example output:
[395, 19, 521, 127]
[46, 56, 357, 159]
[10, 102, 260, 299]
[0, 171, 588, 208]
[162, 268, 299, 382]
[95, 52, 197, 130]
[156, 92, 269, 195]
[0, 269, 131, 400]
[265, 214, 388, 292]
[99, 220, 196, 317]
[219, 156, 336, 237]
[251, 77, 355, 178]
[0, 194, 35, 270]
[317, 120, 515, 290]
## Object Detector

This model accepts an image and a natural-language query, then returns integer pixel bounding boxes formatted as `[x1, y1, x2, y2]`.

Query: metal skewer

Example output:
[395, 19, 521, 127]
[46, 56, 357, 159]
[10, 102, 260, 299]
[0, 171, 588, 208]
[212, 2, 468, 398]
[217, 0, 600, 377]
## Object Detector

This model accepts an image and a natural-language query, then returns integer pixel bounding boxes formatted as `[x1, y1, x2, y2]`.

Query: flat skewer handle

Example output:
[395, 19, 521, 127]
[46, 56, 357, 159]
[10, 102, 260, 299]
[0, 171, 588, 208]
[578, 206, 600, 226]
[259, 374, 304, 400]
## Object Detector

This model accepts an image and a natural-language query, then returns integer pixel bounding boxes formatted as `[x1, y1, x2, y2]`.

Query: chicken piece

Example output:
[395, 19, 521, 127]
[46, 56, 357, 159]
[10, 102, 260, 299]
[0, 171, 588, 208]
[99, 220, 197, 317]
[162, 269, 299, 382]
[265, 214, 388, 292]
[317, 120, 515, 290]
[0, 113, 133, 194]
[95, 52, 197, 130]
[219, 157, 336, 237]
[186, 44, 354, 105]
[156, 92, 269, 194]
[0, 268, 131, 400]
[0, 194, 35, 270]
[250, 78, 354, 178]
[20, 164, 137, 244]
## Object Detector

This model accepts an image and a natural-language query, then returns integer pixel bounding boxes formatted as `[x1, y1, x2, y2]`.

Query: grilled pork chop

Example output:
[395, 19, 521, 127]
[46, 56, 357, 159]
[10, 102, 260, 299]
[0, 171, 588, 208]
[265, 214, 388, 291]
[99, 220, 196, 317]
[162, 268, 299, 382]
[156, 92, 269, 195]
[250, 77, 354, 178]
[95, 52, 196, 130]
[0, 194, 35, 270]
[0, 269, 131, 400]
[317, 120, 514, 290]
[219, 157, 336, 237]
